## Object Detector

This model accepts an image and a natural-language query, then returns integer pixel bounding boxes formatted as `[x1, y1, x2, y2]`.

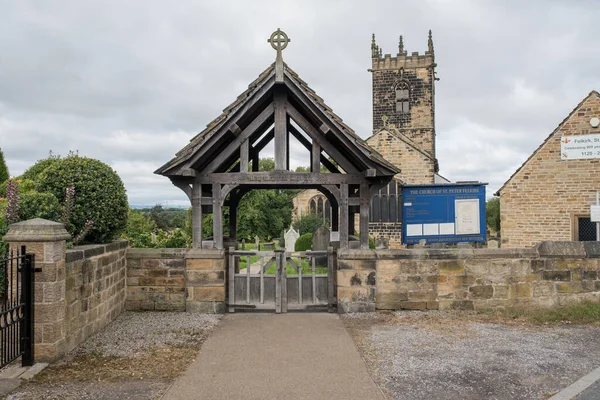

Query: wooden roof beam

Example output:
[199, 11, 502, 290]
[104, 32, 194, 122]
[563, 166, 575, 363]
[197, 171, 368, 185]
[288, 125, 340, 174]
[202, 103, 275, 173]
[286, 104, 359, 174]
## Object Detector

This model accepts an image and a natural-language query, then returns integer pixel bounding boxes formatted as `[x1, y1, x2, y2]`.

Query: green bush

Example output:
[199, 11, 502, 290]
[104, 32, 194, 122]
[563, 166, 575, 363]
[295, 233, 312, 251]
[22, 154, 61, 182]
[0, 178, 35, 197]
[121, 209, 157, 248]
[293, 214, 327, 236]
[36, 155, 129, 243]
[155, 228, 189, 248]
[19, 192, 61, 221]
[0, 149, 9, 185]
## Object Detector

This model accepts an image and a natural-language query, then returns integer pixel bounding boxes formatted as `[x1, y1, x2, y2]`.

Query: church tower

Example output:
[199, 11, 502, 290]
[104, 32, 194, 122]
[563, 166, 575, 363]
[369, 31, 438, 159]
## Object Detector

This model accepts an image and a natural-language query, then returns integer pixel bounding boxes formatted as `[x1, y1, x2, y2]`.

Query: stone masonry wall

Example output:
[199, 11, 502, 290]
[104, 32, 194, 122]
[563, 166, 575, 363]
[369, 222, 403, 249]
[126, 248, 226, 313]
[371, 64, 435, 157]
[367, 129, 435, 185]
[499, 92, 600, 248]
[338, 242, 600, 313]
[64, 240, 128, 353]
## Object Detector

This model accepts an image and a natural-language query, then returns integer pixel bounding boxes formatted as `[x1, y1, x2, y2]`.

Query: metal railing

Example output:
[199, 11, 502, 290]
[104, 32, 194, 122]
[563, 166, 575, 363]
[1, 246, 35, 368]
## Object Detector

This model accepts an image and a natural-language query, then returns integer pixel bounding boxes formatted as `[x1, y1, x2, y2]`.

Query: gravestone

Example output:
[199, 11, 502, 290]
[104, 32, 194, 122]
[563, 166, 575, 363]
[312, 226, 330, 267]
[487, 240, 499, 249]
[241, 239, 245, 250]
[284, 226, 300, 253]
[254, 235, 260, 250]
[375, 236, 389, 250]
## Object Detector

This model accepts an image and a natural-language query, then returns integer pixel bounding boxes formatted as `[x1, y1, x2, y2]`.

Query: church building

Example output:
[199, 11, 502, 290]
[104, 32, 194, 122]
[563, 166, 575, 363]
[293, 31, 447, 248]
[496, 91, 600, 248]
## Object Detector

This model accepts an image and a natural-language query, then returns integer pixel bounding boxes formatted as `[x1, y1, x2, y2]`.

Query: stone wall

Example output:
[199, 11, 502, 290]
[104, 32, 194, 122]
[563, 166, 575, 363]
[126, 248, 225, 313]
[367, 128, 435, 185]
[499, 91, 600, 248]
[64, 241, 128, 353]
[337, 242, 600, 313]
[369, 222, 403, 249]
[2, 218, 128, 361]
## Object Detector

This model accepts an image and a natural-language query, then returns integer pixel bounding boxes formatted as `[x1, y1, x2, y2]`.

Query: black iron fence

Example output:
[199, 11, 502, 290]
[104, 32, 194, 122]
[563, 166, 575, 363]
[1, 246, 35, 368]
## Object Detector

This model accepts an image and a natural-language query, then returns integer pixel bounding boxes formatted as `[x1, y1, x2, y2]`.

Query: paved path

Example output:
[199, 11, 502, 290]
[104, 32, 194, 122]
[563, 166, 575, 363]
[161, 313, 385, 400]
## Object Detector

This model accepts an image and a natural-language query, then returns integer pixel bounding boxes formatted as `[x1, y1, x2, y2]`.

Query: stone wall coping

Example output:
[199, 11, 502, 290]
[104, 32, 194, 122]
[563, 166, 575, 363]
[534, 241, 589, 258]
[66, 239, 128, 264]
[339, 247, 547, 260]
[126, 247, 224, 259]
[3, 218, 71, 242]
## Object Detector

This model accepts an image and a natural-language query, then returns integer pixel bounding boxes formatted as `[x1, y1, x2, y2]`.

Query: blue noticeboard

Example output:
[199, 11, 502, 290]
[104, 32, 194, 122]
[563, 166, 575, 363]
[401, 183, 487, 244]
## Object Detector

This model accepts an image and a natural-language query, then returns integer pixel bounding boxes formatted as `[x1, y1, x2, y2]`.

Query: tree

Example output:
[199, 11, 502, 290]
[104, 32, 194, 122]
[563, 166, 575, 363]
[149, 204, 170, 230]
[237, 189, 293, 240]
[486, 197, 500, 233]
[293, 214, 327, 235]
[0, 148, 8, 184]
[36, 155, 129, 243]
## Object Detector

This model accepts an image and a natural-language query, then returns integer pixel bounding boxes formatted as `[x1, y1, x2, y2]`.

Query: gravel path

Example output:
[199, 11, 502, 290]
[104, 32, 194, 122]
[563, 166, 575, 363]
[6, 312, 222, 400]
[342, 311, 600, 400]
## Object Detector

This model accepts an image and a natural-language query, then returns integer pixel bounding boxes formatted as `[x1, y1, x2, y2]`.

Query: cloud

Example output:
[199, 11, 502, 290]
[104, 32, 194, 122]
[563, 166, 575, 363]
[0, 0, 598, 207]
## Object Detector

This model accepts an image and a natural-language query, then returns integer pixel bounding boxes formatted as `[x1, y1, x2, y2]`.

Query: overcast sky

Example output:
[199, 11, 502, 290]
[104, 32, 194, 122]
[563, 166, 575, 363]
[1, 0, 598, 206]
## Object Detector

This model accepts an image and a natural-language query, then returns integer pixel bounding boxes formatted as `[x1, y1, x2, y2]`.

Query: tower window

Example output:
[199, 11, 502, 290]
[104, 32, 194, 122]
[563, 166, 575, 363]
[395, 82, 410, 114]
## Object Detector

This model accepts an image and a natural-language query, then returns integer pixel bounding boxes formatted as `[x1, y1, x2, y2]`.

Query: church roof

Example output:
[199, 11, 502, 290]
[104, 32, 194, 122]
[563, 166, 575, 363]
[495, 90, 600, 196]
[155, 62, 399, 177]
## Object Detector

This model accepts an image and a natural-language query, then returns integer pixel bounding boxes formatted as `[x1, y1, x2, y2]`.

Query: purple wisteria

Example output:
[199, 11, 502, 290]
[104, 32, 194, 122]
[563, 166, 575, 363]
[5, 180, 19, 224]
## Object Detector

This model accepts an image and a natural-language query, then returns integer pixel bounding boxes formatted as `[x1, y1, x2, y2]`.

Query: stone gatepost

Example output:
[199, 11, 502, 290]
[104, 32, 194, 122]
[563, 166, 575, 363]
[3, 218, 71, 361]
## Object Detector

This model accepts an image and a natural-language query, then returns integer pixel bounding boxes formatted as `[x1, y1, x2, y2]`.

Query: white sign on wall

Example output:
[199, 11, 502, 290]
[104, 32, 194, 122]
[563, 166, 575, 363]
[455, 199, 480, 235]
[591, 205, 600, 222]
[561, 134, 600, 160]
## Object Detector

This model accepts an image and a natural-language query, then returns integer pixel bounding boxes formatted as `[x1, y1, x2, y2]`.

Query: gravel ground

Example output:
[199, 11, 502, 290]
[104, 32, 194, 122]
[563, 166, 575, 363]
[73, 312, 222, 357]
[342, 311, 600, 400]
[5, 312, 222, 400]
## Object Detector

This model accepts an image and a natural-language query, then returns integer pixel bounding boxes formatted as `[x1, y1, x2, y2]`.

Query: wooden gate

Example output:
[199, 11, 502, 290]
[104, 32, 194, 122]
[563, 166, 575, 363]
[227, 247, 335, 313]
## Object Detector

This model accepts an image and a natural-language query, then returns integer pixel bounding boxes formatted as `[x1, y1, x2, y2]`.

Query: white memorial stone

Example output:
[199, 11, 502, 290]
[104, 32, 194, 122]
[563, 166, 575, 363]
[284, 226, 300, 253]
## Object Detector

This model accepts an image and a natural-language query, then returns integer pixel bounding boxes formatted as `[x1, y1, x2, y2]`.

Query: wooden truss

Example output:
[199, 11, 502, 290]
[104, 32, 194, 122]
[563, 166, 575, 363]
[156, 42, 398, 250]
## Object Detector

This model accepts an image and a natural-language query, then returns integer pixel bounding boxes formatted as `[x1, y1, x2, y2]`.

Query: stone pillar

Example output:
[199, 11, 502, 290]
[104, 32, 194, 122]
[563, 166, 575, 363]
[3, 218, 71, 361]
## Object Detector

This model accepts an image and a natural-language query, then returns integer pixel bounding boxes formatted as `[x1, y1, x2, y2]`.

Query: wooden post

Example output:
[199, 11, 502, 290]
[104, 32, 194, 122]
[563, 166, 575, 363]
[311, 141, 320, 173]
[228, 247, 235, 313]
[212, 183, 223, 249]
[240, 139, 249, 173]
[275, 249, 282, 314]
[192, 182, 203, 249]
[274, 90, 287, 171]
[331, 203, 339, 233]
[360, 183, 370, 249]
[327, 246, 334, 312]
[340, 183, 349, 250]
[281, 250, 287, 313]
[229, 194, 239, 244]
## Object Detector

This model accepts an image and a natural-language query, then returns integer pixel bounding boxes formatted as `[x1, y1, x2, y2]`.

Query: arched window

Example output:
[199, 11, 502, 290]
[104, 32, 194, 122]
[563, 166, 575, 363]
[308, 195, 331, 227]
[395, 81, 410, 114]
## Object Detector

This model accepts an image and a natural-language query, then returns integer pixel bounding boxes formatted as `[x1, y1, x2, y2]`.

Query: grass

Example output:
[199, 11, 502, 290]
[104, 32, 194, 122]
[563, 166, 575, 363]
[238, 256, 327, 275]
[479, 301, 600, 325]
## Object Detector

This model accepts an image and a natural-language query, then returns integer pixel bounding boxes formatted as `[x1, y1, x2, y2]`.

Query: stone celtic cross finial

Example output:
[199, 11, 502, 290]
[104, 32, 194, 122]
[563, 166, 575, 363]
[268, 29, 290, 83]
[268, 28, 290, 52]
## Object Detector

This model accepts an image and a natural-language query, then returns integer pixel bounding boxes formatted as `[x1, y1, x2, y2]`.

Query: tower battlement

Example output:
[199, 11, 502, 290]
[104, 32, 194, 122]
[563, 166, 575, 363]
[370, 31, 435, 71]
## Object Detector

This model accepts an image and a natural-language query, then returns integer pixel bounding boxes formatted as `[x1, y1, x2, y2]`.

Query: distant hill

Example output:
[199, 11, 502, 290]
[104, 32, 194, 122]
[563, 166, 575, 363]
[130, 204, 189, 210]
